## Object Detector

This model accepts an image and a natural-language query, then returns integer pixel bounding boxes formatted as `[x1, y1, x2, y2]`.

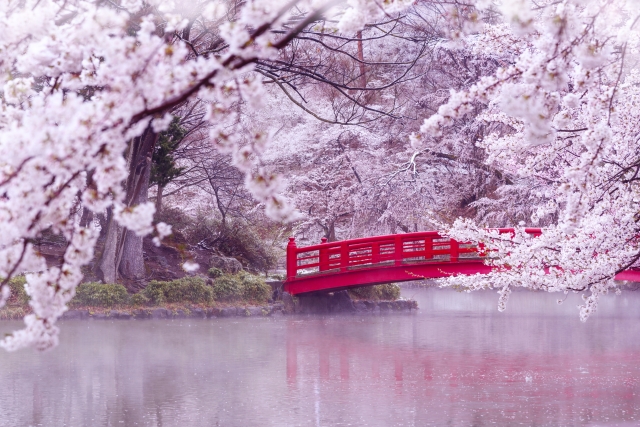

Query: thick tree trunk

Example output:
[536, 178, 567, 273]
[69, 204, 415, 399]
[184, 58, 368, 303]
[118, 229, 146, 281]
[98, 211, 121, 284]
[118, 159, 151, 281]
[95, 124, 157, 287]
[118, 128, 157, 283]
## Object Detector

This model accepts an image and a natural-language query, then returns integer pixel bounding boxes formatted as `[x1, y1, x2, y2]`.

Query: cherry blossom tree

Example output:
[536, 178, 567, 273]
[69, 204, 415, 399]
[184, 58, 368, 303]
[0, 0, 411, 350]
[412, 0, 640, 320]
[256, 3, 507, 243]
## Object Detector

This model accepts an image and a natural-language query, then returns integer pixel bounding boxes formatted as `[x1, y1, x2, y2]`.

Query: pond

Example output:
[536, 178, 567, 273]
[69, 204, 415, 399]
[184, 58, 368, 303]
[1, 287, 639, 426]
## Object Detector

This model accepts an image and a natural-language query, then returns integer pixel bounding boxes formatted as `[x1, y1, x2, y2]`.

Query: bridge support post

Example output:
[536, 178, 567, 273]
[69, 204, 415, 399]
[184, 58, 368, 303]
[319, 237, 328, 272]
[340, 243, 349, 272]
[286, 237, 297, 281]
[425, 238, 433, 260]
[450, 240, 459, 262]
[372, 243, 380, 264]
[394, 236, 403, 266]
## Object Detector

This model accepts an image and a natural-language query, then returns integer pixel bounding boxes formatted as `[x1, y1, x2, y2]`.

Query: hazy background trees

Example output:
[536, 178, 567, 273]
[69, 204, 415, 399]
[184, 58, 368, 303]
[96, 0, 524, 280]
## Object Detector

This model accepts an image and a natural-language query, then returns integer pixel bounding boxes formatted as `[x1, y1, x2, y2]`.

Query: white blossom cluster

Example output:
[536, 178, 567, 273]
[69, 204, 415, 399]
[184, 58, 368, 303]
[415, 0, 640, 319]
[0, 0, 399, 351]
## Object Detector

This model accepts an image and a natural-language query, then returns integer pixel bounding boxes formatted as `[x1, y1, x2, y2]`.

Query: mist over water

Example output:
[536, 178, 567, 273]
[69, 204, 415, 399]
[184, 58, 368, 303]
[1, 288, 640, 427]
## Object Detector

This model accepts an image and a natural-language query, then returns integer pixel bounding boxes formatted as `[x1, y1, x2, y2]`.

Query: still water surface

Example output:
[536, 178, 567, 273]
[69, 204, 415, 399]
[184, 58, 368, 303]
[1, 288, 640, 427]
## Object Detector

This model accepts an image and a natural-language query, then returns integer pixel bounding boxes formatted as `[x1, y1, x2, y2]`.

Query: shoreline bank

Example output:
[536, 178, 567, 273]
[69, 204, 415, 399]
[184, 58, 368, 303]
[0, 298, 418, 321]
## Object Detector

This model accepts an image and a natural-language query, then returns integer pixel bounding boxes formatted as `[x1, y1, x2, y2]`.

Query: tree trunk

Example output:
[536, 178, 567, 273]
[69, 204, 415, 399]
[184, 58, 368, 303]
[326, 221, 337, 242]
[213, 186, 226, 226]
[118, 163, 150, 281]
[155, 185, 163, 214]
[357, 31, 366, 88]
[95, 124, 157, 287]
[79, 207, 94, 227]
[97, 208, 121, 284]
[97, 212, 107, 234]
[118, 229, 146, 282]
[118, 127, 157, 284]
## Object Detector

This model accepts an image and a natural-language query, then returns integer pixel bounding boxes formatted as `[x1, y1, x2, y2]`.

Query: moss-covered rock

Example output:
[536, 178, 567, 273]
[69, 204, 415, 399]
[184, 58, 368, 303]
[347, 283, 401, 301]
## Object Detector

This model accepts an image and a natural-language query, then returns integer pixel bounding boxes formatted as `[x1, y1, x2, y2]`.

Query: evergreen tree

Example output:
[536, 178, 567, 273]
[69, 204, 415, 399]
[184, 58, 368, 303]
[151, 117, 186, 212]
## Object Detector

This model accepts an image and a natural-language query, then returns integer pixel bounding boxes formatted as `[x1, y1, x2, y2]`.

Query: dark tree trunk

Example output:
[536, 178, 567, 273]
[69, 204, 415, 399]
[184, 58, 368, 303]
[95, 124, 158, 287]
[155, 185, 163, 215]
[320, 221, 337, 242]
[118, 166, 151, 281]
[97, 211, 121, 284]
[327, 222, 336, 242]
[213, 186, 226, 226]
[79, 207, 94, 228]
[118, 127, 157, 284]
[97, 212, 108, 235]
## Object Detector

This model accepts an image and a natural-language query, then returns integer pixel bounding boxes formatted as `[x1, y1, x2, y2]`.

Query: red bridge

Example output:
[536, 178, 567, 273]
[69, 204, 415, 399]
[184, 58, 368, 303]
[283, 229, 640, 295]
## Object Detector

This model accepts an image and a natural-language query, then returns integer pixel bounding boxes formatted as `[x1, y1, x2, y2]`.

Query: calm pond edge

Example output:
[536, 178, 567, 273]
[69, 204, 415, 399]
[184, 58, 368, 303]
[0, 298, 418, 321]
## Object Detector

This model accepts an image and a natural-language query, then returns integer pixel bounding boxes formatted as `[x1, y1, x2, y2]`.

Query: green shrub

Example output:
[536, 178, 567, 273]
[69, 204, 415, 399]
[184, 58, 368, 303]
[5, 276, 29, 306]
[207, 267, 223, 278]
[211, 275, 242, 301]
[238, 271, 272, 303]
[166, 277, 213, 303]
[137, 273, 271, 305]
[143, 280, 168, 305]
[130, 293, 150, 306]
[348, 283, 401, 301]
[142, 277, 213, 305]
[72, 283, 129, 307]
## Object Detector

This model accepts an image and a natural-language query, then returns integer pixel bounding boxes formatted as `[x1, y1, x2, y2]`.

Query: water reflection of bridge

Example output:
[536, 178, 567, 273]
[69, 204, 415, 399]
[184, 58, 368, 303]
[284, 316, 640, 425]
[284, 229, 640, 295]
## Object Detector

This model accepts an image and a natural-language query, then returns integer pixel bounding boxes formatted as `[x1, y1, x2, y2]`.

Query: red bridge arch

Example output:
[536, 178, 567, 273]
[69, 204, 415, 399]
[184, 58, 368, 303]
[283, 229, 640, 295]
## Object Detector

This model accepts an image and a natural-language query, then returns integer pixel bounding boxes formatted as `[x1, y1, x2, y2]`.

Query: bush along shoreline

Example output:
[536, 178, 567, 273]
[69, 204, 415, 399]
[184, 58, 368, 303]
[0, 274, 417, 320]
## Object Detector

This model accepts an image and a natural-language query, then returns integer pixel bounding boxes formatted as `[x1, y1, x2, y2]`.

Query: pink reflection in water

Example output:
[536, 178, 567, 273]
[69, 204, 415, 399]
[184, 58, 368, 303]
[284, 289, 640, 426]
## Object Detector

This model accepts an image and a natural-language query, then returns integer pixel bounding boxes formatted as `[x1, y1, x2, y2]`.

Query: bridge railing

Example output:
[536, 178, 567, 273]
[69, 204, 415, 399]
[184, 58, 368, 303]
[286, 228, 542, 282]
